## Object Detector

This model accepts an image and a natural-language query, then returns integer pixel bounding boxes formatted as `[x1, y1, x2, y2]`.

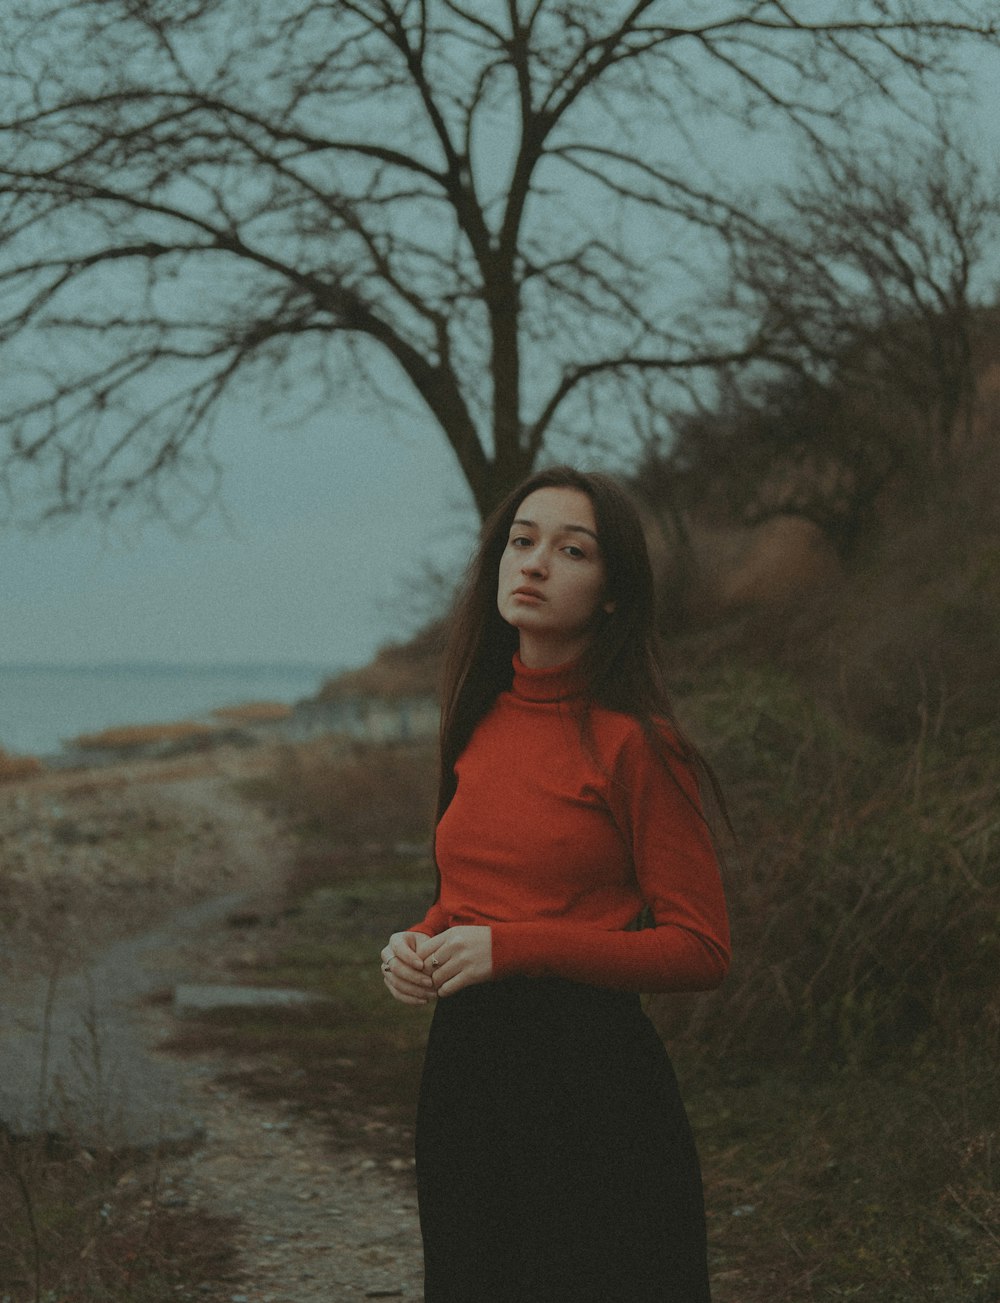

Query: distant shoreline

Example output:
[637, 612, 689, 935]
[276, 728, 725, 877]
[0, 662, 341, 759]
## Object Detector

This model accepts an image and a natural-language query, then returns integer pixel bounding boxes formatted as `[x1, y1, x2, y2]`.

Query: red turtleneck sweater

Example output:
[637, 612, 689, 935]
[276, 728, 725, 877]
[408, 655, 730, 994]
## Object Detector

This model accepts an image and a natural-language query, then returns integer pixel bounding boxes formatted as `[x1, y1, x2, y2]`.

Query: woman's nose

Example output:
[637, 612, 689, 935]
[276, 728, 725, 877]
[521, 548, 547, 576]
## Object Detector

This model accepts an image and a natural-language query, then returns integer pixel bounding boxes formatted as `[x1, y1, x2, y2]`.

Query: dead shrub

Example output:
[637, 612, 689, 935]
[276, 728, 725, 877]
[660, 667, 1000, 1071]
[0, 1131, 239, 1302]
[263, 738, 437, 850]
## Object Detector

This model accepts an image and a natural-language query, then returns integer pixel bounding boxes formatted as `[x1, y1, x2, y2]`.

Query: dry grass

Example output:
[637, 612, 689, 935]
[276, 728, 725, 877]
[169, 794, 998, 1302]
[0, 748, 44, 783]
[211, 700, 293, 723]
[0, 1131, 240, 1302]
[248, 737, 438, 850]
[215, 682, 999, 1301]
[71, 721, 217, 751]
[656, 665, 1000, 1073]
[692, 1057, 1000, 1303]
[316, 619, 445, 702]
[5, 483, 996, 1298]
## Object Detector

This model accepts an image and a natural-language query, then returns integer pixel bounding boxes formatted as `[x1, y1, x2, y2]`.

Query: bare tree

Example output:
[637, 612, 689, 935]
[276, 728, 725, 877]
[639, 123, 1000, 561]
[1, 1, 997, 523]
[728, 125, 1000, 468]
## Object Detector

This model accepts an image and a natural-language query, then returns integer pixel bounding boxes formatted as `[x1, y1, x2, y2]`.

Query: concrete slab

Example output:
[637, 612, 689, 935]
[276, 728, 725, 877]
[173, 984, 323, 1016]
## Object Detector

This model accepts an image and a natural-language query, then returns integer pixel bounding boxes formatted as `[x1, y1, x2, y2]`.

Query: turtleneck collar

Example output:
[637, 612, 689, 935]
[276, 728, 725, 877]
[510, 651, 585, 703]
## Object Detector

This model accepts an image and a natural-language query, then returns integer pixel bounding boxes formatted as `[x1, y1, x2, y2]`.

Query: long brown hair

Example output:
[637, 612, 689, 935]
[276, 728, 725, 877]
[435, 465, 724, 827]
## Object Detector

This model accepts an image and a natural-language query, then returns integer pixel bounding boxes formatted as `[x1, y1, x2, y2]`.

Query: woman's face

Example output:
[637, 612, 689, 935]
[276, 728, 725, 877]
[497, 486, 615, 668]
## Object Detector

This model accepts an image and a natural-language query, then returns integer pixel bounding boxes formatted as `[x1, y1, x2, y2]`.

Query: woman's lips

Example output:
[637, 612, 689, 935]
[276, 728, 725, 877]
[512, 587, 544, 602]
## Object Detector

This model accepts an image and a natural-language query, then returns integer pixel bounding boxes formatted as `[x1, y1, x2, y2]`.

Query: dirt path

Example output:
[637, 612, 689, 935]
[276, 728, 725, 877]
[153, 1066, 424, 1301]
[0, 750, 426, 1301]
[0, 751, 288, 1144]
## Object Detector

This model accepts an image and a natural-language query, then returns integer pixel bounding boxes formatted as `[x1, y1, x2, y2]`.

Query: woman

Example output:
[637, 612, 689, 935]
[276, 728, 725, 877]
[381, 466, 730, 1303]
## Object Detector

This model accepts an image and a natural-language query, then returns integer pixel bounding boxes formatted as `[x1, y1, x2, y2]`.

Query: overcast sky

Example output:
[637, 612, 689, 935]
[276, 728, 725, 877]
[3, 32, 999, 672]
[1, 399, 473, 670]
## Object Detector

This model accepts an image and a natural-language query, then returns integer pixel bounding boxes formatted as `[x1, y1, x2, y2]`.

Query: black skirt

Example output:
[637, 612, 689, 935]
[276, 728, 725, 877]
[415, 976, 711, 1303]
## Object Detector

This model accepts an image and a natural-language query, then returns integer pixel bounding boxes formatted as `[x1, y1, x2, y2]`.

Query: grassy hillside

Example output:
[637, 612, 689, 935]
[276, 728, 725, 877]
[293, 480, 1000, 1079]
[191, 488, 999, 1300]
[655, 496, 999, 1058]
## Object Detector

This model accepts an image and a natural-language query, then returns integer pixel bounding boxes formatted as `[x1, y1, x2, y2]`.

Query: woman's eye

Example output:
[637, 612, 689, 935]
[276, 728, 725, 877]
[511, 535, 532, 548]
[564, 545, 585, 559]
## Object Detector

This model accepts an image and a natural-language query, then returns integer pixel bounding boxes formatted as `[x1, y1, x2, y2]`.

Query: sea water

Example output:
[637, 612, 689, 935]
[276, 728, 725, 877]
[0, 662, 336, 758]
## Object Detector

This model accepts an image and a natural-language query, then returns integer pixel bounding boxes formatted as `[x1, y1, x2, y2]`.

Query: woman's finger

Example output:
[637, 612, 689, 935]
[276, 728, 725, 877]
[429, 953, 466, 996]
[383, 968, 433, 1004]
[382, 950, 435, 1004]
[430, 943, 480, 995]
[384, 976, 430, 1006]
[383, 932, 430, 975]
[385, 946, 424, 973]
[434, 965, 473, 998]
[383, 953, 431, 985]
[425, 951, 452, 989]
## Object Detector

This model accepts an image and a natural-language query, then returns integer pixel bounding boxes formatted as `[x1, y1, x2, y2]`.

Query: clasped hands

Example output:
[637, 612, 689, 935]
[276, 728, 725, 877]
[381, 926, 493, 1005]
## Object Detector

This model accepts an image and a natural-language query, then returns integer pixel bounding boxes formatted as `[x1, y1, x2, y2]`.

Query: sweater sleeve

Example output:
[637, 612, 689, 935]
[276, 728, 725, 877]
[406, 899, 449, 938]
[489, 725, 730, 993]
